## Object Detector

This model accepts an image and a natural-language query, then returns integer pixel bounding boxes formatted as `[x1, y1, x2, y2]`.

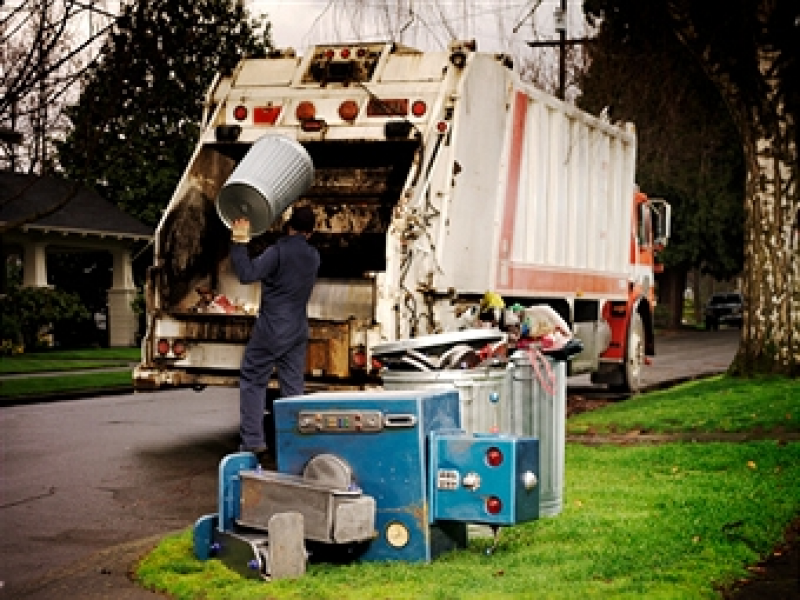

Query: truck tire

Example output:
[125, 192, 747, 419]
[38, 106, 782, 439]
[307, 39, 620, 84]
[611, 312, 644, 393]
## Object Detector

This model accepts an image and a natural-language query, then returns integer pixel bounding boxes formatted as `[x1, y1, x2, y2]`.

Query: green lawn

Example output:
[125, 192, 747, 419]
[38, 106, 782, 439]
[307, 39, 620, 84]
[0, 370, 133, 398]
[2, 347, 140, 363]
[568, 375, 799, 435]
[0, 347, 139, 398]
[138, 440, 800, 600]
[135, 375, 800, 600]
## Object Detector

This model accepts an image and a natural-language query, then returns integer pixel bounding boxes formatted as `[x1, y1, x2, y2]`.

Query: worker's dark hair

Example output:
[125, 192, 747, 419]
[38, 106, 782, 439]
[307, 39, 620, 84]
[288, 205, 315, 233]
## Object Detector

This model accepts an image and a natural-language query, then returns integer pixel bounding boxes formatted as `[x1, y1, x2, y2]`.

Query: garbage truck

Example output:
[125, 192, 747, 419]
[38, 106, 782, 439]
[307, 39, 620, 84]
[133, 40, 670, 394]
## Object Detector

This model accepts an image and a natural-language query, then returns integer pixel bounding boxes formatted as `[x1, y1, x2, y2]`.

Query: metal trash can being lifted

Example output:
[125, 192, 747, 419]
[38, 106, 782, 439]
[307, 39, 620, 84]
[509, 350, 565, 517]
[216, 134, 315, 236]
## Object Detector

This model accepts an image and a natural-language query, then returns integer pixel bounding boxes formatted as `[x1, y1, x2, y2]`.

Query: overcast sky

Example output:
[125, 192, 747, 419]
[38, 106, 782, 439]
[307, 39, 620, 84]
[246, 0, 584, 57]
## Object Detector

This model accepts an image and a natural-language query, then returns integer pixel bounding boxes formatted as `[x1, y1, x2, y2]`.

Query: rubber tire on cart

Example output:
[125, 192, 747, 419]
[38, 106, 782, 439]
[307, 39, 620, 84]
[705, 317, 718, 331]
[610, 312, 644, 393]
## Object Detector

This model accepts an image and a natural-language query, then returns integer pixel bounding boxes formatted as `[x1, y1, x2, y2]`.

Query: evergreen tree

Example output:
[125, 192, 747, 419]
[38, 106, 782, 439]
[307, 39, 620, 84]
[57, 0, 271, 226]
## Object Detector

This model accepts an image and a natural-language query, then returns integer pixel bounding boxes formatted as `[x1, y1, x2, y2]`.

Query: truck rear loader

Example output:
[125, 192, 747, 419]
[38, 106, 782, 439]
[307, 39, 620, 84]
[133, 40, 670, 394]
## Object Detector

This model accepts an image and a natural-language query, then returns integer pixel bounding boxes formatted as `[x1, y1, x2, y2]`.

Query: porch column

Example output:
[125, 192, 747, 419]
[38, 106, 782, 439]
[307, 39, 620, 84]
[107, 248, 137, 347]
[21, 240, 48, 287]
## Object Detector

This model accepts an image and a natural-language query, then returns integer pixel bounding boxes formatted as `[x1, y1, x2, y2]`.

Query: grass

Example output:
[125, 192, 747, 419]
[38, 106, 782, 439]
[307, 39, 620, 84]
[2, 346, 140, 363]
[0, 370, 134, 398]
[0, 347, 139, 398]
[568, 375, 799, 435]
[0, 358, 135, 375]
[134, 375, 800, 600]
[136, 440, 800, 599]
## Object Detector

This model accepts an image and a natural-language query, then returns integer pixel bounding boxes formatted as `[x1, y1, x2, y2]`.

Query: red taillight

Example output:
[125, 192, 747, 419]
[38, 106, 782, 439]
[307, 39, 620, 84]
[172, 339, 187, 358]
[233, 105, 248, 121]
[486, 447, 503, 467]
[351, 349, 367, 368]
[436, 121, 449, 134]
[296, 101, 316, 121]
[338, 100, 359, 121]
[371, 357, 383, 372]
[356, 48, 367, 57]
[411, 100, 427, 117]
[340, 48, 351, 59]
[486, 496, 502, 515]
[324, 48, 335, 59]
[156, 339, 170, 356]
[254, 106, 282, 125]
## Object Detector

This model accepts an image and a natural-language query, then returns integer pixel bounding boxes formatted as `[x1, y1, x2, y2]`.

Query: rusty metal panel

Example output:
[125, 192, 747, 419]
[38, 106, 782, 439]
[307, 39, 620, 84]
[307, 320, 350, 377]
[305, 167, 391, 201]
[177, 314, 255, 342]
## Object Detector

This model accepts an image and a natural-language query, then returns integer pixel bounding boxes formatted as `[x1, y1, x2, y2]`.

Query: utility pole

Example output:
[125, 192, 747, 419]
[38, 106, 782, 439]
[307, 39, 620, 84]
[557, 0, 566, 100]
[527, 0, 593, 102]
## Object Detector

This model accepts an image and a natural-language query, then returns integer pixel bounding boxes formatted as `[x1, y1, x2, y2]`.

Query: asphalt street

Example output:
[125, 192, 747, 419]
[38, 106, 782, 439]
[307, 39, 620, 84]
[0, 327, 742, 599]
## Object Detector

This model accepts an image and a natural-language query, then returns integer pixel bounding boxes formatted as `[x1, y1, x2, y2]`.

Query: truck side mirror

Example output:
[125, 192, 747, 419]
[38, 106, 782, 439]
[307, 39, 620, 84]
[649, 198, 671, 247]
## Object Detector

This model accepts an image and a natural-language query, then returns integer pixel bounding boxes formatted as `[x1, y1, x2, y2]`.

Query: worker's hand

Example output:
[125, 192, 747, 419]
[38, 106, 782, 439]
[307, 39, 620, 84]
[231, 218, 251, 244]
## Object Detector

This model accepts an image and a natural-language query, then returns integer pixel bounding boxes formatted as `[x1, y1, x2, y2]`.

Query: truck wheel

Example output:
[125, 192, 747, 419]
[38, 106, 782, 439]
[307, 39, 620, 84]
[612, 312, 644, 393]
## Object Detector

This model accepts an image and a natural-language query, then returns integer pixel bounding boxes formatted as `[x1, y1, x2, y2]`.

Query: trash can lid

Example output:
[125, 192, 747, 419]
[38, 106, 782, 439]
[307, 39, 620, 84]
[371, 329, 506, 359]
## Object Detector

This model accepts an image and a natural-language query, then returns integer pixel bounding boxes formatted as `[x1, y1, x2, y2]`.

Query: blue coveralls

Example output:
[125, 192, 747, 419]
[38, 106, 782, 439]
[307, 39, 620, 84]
[230, 234, 320, 452]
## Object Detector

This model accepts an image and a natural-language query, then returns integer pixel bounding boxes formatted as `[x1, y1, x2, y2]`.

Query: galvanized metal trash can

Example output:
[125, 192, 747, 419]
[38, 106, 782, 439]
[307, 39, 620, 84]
[380, 365, 514, 435]
[509, 351, 565, 517]
[216, 134, 315, 235]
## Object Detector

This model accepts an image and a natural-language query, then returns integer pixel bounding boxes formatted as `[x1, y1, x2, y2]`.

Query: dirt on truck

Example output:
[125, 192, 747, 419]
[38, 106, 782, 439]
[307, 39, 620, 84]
[134, 40, 669, 394]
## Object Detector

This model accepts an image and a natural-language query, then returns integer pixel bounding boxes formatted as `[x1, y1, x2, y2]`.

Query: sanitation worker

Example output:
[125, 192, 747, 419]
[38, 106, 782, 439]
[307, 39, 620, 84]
[229, 206, 319, 465]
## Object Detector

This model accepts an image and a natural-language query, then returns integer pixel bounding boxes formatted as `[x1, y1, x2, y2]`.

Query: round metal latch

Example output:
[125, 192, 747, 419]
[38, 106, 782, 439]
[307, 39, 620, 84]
[302, 453, 354, 490]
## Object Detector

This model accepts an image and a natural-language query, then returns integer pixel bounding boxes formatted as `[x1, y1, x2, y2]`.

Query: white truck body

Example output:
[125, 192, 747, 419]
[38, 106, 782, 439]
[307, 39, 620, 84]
[134, 41, 665, 393]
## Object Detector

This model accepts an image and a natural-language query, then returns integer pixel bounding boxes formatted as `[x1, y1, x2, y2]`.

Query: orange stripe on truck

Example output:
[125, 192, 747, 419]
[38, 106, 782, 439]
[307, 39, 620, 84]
[498, 90, 528, 265]
[497, 265, 628, 298]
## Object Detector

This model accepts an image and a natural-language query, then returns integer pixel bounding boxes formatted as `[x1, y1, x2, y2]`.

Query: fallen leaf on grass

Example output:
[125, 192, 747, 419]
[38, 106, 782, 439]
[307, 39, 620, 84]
[747, 460, 757, 470]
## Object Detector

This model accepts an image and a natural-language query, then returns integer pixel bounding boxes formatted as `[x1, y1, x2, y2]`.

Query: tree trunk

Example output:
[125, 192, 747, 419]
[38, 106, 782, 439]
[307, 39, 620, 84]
[668, 7, 799, 377]
[731, 115, 799, 375]
[691, 269, 703, 328]
[657, 267, 687, 330]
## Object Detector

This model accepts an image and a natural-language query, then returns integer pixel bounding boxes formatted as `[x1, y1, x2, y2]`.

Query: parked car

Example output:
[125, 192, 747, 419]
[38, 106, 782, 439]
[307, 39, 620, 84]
[704, 292, 744, 330]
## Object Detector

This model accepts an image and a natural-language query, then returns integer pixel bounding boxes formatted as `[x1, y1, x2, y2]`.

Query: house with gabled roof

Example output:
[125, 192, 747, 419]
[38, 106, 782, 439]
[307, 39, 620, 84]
[1, 172, 153, 347]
